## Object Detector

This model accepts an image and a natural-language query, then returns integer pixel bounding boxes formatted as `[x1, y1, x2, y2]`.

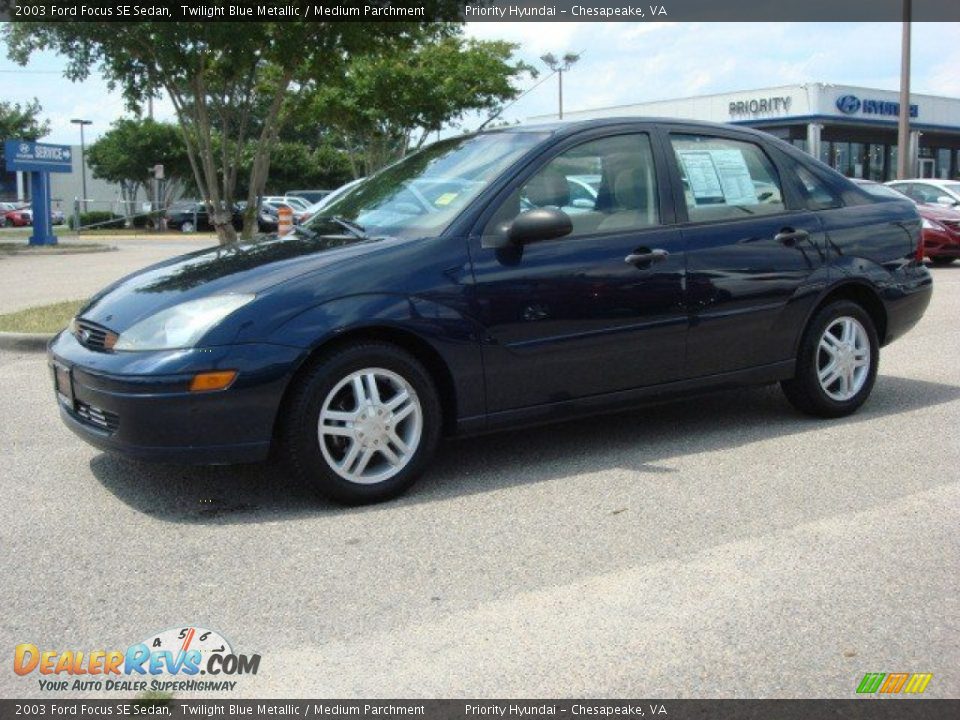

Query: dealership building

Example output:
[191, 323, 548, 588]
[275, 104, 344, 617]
[531, 82, 960, 182]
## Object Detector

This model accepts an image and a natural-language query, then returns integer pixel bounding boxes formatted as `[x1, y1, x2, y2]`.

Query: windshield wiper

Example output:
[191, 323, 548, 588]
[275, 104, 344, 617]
[318, 215, 369, 240]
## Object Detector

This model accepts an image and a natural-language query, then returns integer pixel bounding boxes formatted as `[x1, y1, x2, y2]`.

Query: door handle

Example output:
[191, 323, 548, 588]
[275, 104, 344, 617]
[625, 248, 669, 266]
[774, 228, 810, 246]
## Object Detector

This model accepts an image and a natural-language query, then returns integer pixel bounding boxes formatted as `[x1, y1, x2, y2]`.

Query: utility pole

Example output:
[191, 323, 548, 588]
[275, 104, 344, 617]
[71, 118, 92, 211]
[897, 0, 912, 179]
[540, 52, 581, 120]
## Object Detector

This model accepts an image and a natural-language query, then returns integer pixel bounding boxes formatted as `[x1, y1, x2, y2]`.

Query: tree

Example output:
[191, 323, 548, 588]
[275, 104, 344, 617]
[85, 117, 191, 224]
[305, 36, 534, 177]
[0, 98, 50, 140]
[238, 141, 352, 198]
[4, 14, 459, 243]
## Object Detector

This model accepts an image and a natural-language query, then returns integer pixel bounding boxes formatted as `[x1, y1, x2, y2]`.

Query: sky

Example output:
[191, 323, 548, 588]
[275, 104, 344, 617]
[1, 21, 959, 145]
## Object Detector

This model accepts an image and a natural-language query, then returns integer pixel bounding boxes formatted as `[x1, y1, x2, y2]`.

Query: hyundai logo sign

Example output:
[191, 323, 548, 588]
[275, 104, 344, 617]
[836, 95, 862, 114]
[835, 94, 919, 118]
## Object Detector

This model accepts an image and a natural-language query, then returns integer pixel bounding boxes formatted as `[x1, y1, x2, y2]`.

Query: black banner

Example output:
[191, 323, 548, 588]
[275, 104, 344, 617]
[2, 0, 960, 23]
[0, 700, 958, 720]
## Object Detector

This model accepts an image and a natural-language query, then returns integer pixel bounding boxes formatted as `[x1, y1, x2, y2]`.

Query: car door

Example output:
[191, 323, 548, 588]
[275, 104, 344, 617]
[665, 129, 829, 377]
[467, 129, 687, 414]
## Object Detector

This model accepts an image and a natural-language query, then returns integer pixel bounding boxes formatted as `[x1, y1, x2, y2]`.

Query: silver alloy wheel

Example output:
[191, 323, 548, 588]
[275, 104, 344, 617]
[317, 367, 423, 485]
[817, 316, 870, 401]
[181, 221, 195, 233]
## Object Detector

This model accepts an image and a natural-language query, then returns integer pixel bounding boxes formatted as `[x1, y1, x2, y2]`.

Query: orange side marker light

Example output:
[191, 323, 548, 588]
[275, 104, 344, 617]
[189, 371, 237, 392]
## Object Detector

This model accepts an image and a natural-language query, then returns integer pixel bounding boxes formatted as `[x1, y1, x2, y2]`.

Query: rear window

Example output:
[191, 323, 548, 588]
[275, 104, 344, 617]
[670, 134, 786, 222]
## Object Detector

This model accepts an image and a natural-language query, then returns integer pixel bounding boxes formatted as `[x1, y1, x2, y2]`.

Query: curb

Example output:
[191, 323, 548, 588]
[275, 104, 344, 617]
[0, 243, 117, 256]
[0, 331, 53, 353]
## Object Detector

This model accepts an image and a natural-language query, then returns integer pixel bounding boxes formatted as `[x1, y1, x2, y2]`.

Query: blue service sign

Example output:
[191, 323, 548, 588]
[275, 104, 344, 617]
[3, 139, 73, 173]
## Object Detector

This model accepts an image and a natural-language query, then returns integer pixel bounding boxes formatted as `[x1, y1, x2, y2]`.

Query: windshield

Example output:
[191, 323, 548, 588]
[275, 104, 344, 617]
[304, 131, 549, 239]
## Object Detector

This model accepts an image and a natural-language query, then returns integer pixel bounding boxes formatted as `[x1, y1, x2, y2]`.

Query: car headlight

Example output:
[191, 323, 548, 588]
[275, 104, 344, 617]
[113, 294, 255, 351]
[922, 217, 946, 232]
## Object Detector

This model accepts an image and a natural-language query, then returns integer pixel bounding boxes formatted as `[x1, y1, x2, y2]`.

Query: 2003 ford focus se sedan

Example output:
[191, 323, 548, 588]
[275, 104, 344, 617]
[49, 119, 932, 503]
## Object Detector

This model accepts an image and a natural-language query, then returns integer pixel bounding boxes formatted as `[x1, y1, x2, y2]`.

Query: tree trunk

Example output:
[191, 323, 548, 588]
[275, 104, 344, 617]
[241, 69, 295, 240]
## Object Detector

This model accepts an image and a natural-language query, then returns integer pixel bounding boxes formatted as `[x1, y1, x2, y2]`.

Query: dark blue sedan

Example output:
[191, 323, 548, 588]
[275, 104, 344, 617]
[49, 119, 932, 503]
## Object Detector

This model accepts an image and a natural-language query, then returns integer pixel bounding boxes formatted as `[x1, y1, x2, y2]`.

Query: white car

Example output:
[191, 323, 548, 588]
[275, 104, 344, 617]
[260, 195, 310, 212]
[885, 179, 960, 209]
[295, 178, 366, 224]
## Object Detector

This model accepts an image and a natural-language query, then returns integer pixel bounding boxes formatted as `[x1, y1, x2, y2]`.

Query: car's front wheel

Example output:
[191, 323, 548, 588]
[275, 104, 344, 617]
[280, 342, 442, 504]
[180, 221, 195, 233]
[781, 300, 879, 418]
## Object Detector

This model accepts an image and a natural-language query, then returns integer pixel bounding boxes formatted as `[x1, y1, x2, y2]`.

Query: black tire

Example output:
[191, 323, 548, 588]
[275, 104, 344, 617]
[929, 256, 956, 266]
[781, 300, 879, 418]
[279, 342, 442, 504]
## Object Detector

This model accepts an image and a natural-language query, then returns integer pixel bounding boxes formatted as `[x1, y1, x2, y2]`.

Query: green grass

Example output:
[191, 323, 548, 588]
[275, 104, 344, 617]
[0, 300, 85, 334]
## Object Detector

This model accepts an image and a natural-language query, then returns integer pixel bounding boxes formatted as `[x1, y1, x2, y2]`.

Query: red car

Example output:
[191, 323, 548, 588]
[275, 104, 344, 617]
[1, 202, 32, 227]
[854, 180, 960, 265]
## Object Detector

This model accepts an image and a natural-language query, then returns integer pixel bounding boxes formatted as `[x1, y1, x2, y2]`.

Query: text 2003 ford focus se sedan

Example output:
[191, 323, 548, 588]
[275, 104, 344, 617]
[49, 119, 932, 503]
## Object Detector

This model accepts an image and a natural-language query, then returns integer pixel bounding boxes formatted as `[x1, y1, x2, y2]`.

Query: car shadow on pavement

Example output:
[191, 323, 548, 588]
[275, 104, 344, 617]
[89, 374, 960, 524]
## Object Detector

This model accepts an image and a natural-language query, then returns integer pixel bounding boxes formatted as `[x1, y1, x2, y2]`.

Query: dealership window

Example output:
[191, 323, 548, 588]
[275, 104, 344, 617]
[887, 145, 899, 181]
[671, 134, 786, 222]
[867, 144, 886, 181]
[936, 149, 952, 179]
[484, 133, 660, 240]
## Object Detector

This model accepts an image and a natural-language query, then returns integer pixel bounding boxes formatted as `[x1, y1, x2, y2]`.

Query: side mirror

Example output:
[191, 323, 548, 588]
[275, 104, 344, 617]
[507, 207, 573, 245]
[936, 196, 958, 208]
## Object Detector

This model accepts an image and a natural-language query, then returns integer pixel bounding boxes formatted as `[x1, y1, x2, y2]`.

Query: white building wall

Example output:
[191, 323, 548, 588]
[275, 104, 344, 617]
[530, 83, 960, 130]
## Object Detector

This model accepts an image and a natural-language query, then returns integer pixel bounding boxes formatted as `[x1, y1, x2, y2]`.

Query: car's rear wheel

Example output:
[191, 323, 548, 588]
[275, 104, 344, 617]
[280, 342, 441, 504]
[180, 221, 195, 233]
[781, 300, 879, 418]
[929, 256, 955, 266]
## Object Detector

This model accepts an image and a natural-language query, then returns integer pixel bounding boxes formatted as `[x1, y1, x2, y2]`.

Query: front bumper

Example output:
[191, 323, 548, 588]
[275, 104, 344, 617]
[48, 330, 306, 464]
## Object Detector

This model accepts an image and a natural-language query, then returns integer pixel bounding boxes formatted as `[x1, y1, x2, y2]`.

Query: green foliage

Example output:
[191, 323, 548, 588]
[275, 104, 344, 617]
[238, 142, 352, 196]
[0, 98, 50, 140]
[3, 16, 462, 243]
[306, 36, 534, 176]
[86, 117, 190, 190]
[68, 211, 124, 230]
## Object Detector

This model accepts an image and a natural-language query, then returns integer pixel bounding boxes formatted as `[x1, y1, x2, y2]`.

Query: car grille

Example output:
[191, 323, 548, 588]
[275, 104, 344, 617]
[75, 401, 120, 433]
[73, 318, 118, 352]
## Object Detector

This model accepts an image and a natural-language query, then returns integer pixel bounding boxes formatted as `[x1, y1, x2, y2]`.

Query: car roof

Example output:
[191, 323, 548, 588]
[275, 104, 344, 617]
[487, 116, 777, 141]
[889, 179, 955, 186]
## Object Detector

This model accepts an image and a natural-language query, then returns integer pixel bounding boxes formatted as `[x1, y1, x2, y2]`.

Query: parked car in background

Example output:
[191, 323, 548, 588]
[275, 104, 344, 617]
[854, 179, 960, 265]
[49, 119, 931, 503]
[886, 178, 960, 208]
[286, 190, 331, 205]
[2, 203, 32, 227]
[295, 178, 366, 224]
[165, 201, 242, 232]
[261, 195, 310, 212]
[51, 208, 65, 225]
[257, 200, 302, 232]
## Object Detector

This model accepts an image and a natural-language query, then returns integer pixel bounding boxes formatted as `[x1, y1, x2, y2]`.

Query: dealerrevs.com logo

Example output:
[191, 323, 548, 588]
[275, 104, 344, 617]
[856, 672, 933, 694]
[14, 626, 260, 693]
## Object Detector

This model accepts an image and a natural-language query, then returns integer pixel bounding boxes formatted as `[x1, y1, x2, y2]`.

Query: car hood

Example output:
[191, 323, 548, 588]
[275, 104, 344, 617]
[918, 203, 960, 222]
[80, 232, 404, 332]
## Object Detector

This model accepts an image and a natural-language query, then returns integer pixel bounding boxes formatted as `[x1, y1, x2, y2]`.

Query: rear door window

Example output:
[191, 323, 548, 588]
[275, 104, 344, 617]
[670, 134, 786, 222]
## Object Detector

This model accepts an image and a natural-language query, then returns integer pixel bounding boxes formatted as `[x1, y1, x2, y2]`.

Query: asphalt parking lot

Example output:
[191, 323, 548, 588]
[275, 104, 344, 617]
[0, 264, 957, 699]
[0, 234, 216, 313]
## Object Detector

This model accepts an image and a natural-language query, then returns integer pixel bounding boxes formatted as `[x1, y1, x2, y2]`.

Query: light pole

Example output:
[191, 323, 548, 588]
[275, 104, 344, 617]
[896, 0, 912, 179]
[540, 52, 581, 120]
[71, 118, 92, 211]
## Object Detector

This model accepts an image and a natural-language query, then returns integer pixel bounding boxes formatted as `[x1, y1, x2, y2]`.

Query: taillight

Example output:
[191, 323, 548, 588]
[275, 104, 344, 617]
[916, 232, 925, 262]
